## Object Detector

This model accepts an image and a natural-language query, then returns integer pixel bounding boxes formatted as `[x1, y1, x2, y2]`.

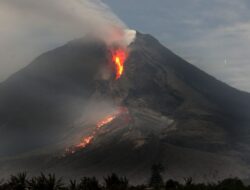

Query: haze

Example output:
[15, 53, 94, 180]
[0, 0, 250, 92]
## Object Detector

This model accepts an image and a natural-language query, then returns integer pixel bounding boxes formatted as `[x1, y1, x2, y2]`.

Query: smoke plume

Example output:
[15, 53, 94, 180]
[0, 0, 135, 82]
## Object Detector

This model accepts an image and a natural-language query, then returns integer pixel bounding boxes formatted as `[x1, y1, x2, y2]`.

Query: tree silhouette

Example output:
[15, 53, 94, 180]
[0, 171, 249, 190]
[165, 179, 180, 190]
[104, 173, 129, 190]
[184, 177, 193, 186]
[78, 177, 101, 190]
[218, 178, 245, 190]
[8, 172, 28, 190]
[68, 179, 78, 190]
[149, 163, 164, 190]
[28, 173, 64, 190]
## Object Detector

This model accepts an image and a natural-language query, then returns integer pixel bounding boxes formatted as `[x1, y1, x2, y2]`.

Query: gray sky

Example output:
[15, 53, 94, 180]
[0, 0, 250, 92]
[103, 0, 250, 92]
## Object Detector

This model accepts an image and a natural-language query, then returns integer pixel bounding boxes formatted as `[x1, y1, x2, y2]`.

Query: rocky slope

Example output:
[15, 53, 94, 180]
[0, 32, 250, 183]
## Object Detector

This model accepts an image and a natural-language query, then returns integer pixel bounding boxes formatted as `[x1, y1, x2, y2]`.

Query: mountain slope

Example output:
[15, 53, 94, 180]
[0, 32, 250, 182]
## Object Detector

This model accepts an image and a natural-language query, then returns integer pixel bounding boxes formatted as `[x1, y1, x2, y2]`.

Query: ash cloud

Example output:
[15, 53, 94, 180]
[0, 0, 135, 82]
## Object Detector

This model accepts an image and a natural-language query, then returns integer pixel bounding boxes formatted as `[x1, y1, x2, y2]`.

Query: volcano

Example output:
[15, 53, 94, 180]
[0, 32, 250, 183]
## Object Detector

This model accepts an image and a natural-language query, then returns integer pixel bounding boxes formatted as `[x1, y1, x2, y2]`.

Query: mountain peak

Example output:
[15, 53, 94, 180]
[0, 32, 250, 182]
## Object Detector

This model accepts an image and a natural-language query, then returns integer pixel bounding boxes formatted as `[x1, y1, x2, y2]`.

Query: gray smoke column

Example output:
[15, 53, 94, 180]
[0, 0, 136, 81]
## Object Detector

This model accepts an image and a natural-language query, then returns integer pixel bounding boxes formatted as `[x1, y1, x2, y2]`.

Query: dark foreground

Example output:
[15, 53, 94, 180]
[0, 172, 249, 190]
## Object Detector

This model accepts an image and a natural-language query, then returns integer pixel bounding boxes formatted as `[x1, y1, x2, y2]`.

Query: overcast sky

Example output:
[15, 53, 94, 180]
[103, 0, 250, 92]
[0, 0, 250, 92]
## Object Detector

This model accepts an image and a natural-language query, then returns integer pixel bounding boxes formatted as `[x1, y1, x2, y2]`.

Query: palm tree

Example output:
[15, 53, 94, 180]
[104, 173, 129, 190]
[28, 173, 64, 190]
[78, 177, 100, 190]
[8, 172, 28, 190]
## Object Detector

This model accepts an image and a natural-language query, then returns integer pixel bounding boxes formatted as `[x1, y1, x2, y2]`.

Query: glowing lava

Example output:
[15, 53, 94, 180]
[112, 49, 128, 79]
[75, 115, 116, 149]
[65, 107, 130, 155]
[97, 115, 116, 129]
[75, 135, 94, 148]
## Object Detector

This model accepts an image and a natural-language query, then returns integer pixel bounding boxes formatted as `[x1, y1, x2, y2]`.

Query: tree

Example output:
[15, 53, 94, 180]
[149, 163, 164, 190]
[8, 172, 28, 190]
[218, 178, 245, 190]
[28, 173, 64, 190]
[68, 180, 78, 190]
[78, 177, 101, 190]
[104, 173, 129, 190]
[165, 179, 179, 190]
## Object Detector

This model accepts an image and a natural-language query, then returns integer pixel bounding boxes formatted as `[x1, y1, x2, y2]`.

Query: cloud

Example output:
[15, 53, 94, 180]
[176, 21, 250, 92]
[0, 0, 128, 82]
[1, 0, 250, 92]
[104, 0, 250, 92]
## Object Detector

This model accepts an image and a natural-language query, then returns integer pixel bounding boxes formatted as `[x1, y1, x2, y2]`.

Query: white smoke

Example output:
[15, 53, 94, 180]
[0, 0, 136, 81]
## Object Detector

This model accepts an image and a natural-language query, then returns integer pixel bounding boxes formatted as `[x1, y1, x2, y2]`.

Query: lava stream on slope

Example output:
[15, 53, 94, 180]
[65, 107, 130, 155]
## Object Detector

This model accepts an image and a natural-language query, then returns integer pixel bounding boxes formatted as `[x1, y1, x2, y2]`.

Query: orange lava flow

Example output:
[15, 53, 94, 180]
[64, 107, 130, 155]
[75, 135, 94, 148]
[97, 115, 116, 129]
[112, 49, 128, 80]
[74, 112, 120, 149]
